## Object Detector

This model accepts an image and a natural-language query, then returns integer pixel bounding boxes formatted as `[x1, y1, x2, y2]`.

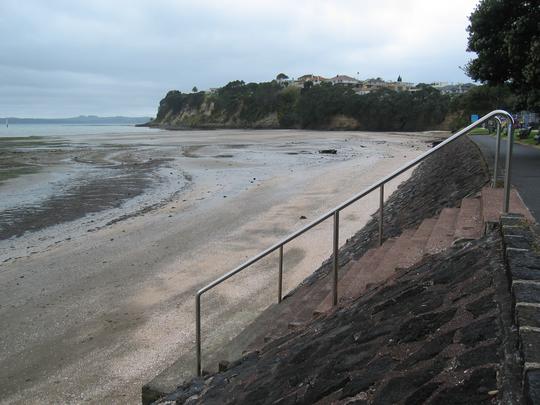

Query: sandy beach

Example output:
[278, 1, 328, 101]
[0, 128, 443, 403]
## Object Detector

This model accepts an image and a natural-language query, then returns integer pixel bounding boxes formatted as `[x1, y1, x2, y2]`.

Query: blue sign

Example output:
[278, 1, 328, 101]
[471, 114, 479, 123]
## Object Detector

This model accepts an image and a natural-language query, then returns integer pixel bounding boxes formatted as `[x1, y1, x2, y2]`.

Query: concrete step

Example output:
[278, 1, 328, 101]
[244, 258, 357, 351]
[454, 197, 483, 241]
[481, 186, 534, 224]
[396, 218, 437, 268]
[412, 217, 438, 242]
[311, 248, 379, 316]
[314, 239, 397, 314]
[425, 208, 459, 254]
[373, 229, 417, 275]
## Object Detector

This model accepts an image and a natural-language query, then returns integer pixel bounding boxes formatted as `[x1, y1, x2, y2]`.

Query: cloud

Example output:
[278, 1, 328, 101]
[0, 0, 479, 117]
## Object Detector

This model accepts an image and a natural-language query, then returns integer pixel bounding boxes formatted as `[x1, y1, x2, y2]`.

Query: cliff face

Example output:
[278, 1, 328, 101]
[150, 98, 280, 129]
[147, 82, 453, 131]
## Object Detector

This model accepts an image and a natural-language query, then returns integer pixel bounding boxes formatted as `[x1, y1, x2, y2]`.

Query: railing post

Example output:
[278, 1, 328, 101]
[332, 211, 339, 306]
[493, 118, 501, 188]
[278, 245, 283, 303]
[504, 120, 514, 213]
[378, 184, 384, 246]
[196, 293, 202, 376]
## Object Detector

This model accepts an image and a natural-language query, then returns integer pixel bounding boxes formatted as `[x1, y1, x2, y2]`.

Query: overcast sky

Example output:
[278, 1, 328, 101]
[0, 0, 480, 118]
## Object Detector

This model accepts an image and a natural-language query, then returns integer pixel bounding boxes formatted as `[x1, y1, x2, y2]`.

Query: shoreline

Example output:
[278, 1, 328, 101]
[141, 121, 452, 133]
[0, 129, 445, 403]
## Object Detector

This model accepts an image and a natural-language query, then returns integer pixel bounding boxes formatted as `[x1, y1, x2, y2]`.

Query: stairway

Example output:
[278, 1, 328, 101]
[312, 188, 531, 315]
[244, 186, 534, 349]
[143, 185, 534, 403]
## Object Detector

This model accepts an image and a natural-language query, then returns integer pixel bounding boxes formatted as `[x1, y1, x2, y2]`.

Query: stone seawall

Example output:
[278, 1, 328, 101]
[156, 229, 523, 404]
[501, 214, 540, 404]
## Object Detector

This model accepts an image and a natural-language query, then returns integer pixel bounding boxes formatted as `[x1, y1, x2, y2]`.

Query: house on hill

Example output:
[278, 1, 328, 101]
[328, 75, 360, 86]
[431, 82, 476, 95]
[295, 74, 327, 86]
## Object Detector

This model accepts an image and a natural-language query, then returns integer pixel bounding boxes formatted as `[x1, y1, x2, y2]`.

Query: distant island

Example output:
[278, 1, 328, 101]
[146, 74, 514, 132]
[2, 115, 153, 125]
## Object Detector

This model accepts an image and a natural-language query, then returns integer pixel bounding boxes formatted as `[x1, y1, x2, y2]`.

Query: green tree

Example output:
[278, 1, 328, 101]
[276, 86, 300, 127]
[154, 79, 454, 131]
[303, 80, 314, 90]
[192, 86, 198, 93]
[449, 84, 515, 130]
[276, 73, 289, 80]
[466, 0, 540, 110]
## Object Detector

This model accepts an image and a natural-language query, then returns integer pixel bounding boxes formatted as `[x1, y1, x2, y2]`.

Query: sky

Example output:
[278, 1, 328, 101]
[0, 0, 480, 118]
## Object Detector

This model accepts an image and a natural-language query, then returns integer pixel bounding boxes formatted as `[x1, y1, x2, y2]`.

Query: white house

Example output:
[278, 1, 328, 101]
[328, 75, 360, 86]
[295, 74, 328, 86]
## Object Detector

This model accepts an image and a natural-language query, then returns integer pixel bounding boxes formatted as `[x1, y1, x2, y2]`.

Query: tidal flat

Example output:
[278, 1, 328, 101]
[0, 128, 444, 403]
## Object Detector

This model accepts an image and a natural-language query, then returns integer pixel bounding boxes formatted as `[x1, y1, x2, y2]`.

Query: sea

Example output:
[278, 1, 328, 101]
[0, 123, 161, 138]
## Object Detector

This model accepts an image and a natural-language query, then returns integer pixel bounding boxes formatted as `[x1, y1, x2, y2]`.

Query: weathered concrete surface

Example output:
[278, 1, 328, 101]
[155, 232, 523, 404]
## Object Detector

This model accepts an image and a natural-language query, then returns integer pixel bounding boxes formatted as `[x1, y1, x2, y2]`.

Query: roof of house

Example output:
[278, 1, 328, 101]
[297, 74, 327, 82]
[330, 75, 359, 82]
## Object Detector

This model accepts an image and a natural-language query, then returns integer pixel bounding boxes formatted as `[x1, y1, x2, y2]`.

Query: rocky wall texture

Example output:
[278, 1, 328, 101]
[156, 231, 523, 404]
[501, 214, 540, 404]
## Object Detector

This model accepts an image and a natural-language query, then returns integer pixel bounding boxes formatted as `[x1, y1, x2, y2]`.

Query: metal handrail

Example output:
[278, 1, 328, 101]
[492, 117, 502, 187]
[195, 109, 515, 375]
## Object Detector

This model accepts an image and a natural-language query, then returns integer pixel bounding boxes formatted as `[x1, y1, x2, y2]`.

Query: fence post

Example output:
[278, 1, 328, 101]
[493, 119, 501, 188]
[332, 211, 339, 306]
[196, 293, 202, 376]
[378, 184, 384, 246]
[278, 246, 283, 303]
[503, 121, 514, 213]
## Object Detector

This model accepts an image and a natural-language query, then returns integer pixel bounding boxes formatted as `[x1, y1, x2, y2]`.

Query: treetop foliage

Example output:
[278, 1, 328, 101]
[155, 79, 514, 131]
[466, 0, 540, 110]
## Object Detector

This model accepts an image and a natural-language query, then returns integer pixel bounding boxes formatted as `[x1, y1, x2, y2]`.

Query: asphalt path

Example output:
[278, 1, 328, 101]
[471, 135, 540, 223]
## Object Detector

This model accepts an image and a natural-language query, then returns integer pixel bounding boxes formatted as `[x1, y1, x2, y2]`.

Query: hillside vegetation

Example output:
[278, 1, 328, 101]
[150, 81, 515, 132]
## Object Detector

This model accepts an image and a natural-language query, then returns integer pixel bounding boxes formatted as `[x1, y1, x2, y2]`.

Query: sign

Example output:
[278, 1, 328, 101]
[471, 114, 479, 123]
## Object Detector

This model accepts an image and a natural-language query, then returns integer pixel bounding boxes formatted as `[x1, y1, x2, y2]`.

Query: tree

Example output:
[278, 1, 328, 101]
[303, 80, 314, 90]
[276, 73, 289, 80]
[192, 86, 198, 93]
[466, 0, 540, 110]
[397, 75, 402, 82]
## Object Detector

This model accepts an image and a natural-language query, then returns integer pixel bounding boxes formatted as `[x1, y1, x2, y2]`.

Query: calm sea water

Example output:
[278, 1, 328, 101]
[0, 123, 161, 138]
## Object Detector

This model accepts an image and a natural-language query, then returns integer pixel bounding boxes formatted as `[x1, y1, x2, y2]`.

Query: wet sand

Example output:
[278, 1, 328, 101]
[0, 129, 443, 403]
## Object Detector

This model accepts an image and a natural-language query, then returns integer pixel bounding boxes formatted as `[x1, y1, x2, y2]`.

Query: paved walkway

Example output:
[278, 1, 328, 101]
[472, 135, 540, 223]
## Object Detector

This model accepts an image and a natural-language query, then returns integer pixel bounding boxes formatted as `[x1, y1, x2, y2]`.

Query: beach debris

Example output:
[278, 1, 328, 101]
[319, 149, 337, 154]
[300, 215, 307, 220]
